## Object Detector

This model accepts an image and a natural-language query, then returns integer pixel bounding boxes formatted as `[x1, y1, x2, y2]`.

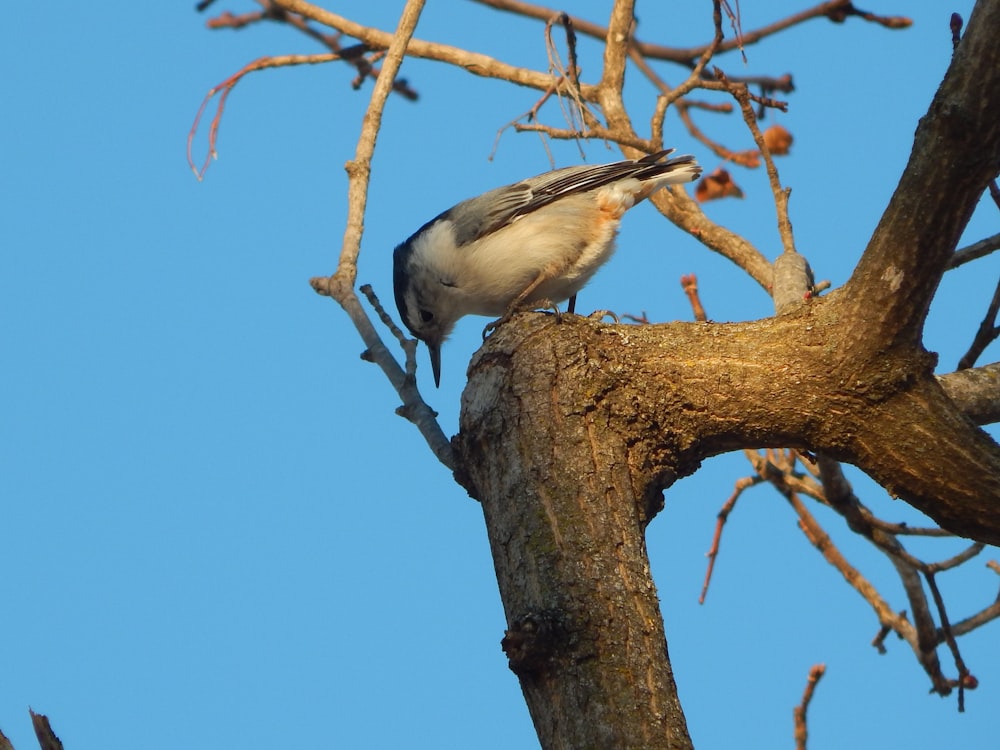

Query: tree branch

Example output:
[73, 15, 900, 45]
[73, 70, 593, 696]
[473, 0, 910, 65]
[839, 0, 1000, 349]
[269, 0, 597, 99]
[304, 0, 454, 469]
[948, 231, 1000, 269]
[468, 308, 1000, 544]
[938, 362, 1000, 425]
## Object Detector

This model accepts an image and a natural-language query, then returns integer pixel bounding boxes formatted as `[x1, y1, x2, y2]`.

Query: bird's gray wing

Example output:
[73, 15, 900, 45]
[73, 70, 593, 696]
[444, 150, 686, 244]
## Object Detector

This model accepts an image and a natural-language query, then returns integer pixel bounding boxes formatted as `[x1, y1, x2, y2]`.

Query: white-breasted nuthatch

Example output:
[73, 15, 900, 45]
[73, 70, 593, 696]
[393, 149, 701, 386]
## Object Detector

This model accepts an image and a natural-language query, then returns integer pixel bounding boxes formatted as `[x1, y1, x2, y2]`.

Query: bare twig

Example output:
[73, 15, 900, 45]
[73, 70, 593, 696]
[305, 0, 454, 469]
[744, 449, 998, 701]
[957, 277, 1000, 370]
[699, 474, 760, 604]
[680, 274, 708, 322]
[924, 572, 973, 711]
[204, 7, 421, 98]
[187, 52, 340, 180]
[473, 0, 909, 64]
[509, 123, 654, 153]
[948, 232, 1000, 269]
[825, 2, 912, 28]
[271, 0, 596, 99]
[718, 70, 796, 256]
[793, 664, 826, 750]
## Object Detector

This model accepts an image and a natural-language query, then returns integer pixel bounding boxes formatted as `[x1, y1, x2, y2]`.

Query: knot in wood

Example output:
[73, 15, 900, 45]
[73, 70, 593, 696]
[501, 610, 563, 676]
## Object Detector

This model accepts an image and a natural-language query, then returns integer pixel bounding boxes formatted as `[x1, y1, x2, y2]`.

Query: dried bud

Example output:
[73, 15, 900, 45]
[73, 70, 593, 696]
[695, 168, 744, 203]
[763, 124, 794, 155]
[882, 16, 912, 29]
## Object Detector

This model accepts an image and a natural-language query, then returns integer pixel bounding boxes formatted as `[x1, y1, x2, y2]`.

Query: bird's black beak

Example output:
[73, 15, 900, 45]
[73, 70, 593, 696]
[428, 341, 442, 388]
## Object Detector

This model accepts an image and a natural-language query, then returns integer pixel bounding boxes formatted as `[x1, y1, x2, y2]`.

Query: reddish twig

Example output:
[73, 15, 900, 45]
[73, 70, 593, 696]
[677, 104, 761, 167]
[206, 10, 269, 29]
[793, 664, 826, 750]
[700, 474, 760, 603]
[680, 274, 708, 322]
[187, 53, 340, 180]
[621, 311, 651, 325]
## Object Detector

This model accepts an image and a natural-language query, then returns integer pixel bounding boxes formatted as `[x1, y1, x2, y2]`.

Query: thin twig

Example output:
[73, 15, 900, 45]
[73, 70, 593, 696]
[925, 572, 972, 711]
[472, 0, 909, 63]
[793, 664, 826, 750]
[306, 0, 454, 469]
[948, 232, 1000, 269]
[699, 475, 760, 604]
[271, 0, 598, 100]
[718, 70, 796, 255]
[680, 274, 708, 322]
[187, 53, 340, 180]
[957, 277, 1000, 370]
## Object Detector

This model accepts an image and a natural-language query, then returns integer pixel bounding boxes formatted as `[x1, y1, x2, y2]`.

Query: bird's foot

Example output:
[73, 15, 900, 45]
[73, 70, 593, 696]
[482, 299, 559, 340]
[587, 309, 620, 323]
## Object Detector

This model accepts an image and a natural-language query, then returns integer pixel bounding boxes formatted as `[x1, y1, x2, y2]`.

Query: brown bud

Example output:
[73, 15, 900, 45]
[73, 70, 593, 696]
[763, 124, 794, 155]
[695, 168, 744, 203]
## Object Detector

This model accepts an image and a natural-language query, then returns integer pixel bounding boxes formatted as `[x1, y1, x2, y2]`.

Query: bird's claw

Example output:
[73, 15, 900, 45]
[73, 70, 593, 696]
[482, 299, 563, 339]
[587, 309, 620, 323]
[482, 316, 505, 340]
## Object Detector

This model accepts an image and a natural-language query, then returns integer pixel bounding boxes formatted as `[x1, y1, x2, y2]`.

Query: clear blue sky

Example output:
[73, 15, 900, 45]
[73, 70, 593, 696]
[2, 2, 998, 748]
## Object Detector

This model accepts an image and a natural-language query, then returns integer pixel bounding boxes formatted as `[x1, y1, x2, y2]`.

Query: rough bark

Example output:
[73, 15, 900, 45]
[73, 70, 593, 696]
[455, 314, 693, 750]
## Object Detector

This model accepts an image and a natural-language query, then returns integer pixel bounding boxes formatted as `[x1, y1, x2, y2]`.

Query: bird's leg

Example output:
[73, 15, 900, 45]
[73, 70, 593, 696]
[567, 294, 577, 314]
[482, 260, 567, 339]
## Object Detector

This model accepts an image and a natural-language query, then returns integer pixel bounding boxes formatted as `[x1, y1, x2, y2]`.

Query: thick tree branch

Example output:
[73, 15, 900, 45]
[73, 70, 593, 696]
[465, 307, 1000, 544]
[939, 362, 1000, 425]
[839, 0, 1000, 348]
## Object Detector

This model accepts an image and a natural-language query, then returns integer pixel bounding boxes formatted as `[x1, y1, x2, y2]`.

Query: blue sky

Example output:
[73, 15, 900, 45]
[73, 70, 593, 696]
[2, 2, 998, 749]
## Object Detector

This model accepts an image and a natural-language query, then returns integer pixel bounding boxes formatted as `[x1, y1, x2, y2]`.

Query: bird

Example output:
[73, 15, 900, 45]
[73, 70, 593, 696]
[392, 149, 701, 386]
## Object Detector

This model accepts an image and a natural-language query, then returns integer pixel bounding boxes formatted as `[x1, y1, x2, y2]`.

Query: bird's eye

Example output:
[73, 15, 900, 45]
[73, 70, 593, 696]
[419, 309, 434, 323]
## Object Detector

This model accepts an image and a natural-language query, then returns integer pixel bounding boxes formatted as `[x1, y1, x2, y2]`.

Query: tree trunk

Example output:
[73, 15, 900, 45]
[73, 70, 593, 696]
[455, 317, 693, 749]
[455, 299, 1000, 747]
